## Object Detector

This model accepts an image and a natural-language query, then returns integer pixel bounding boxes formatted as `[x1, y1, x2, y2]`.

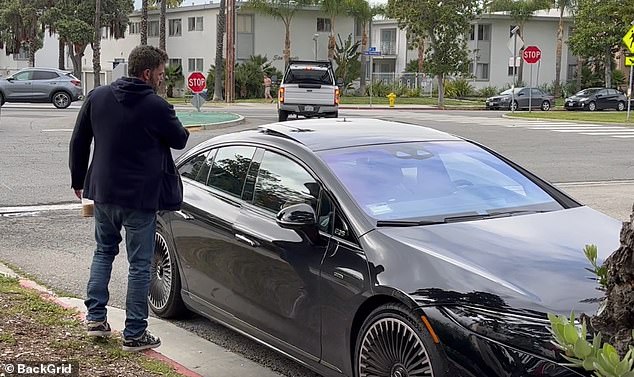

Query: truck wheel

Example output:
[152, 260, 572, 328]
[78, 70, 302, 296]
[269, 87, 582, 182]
[326, 112, 338, 118]
[278, 110, 288, 122]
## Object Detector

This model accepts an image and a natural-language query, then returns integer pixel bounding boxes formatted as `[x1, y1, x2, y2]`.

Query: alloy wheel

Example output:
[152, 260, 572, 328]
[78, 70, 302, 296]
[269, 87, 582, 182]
[358, 318, 434, 377]
[588, 101, 596, 111]
[53, 92, 70, 109]
[617, 102, 625, 111]
[149, 232, 173, 311]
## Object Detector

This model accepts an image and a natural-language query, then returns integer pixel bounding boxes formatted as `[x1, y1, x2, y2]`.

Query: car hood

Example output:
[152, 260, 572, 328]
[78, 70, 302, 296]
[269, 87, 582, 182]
[566, 95, 589, 101]
[487, 95, 509, 101]
[367, 206, 621, 315]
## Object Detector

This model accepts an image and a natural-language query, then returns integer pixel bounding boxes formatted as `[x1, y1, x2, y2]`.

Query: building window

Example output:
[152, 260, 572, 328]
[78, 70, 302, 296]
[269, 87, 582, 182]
[188, 16, 203, 31]
[508, 66, 518, 76]
[476, 63, 489, 80]
[149, 21, 159, 37]
[128, 22, 140, 34]
[101, 26, 109, 39]
[478, 24, 490, 41]
[237, 14, 254, 60]
[12, 47, 29, 61]
[169, 58, 182, 69]
[169, 19, 182, 37]
[469, 25, 475, 41]
[317, 18, 331, 33]
[188, 58, 204, 72]
[236, 14, 252, 33]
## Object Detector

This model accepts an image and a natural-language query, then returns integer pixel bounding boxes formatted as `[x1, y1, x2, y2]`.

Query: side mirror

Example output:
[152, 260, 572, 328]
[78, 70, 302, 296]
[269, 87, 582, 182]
[517, 92, 524, 96]
[6, 77, 14, 82]
[276, 203, 316, 229]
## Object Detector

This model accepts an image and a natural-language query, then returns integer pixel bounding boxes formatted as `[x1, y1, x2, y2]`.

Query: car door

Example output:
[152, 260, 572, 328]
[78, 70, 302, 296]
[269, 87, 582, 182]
[230, 148, 329, 360]
[607, 89, 620, 109]
[171, 145, 257, 311]
[4, 71, 32, 100]
[517, 88, 529, 108]
[595, 89, 609, 109]
[30, 70, 60, 100]
[531, 88, 544, 108]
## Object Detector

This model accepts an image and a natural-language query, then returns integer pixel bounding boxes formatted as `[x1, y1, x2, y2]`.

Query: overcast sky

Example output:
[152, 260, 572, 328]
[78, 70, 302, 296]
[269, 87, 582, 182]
[133, 0, 386, 10]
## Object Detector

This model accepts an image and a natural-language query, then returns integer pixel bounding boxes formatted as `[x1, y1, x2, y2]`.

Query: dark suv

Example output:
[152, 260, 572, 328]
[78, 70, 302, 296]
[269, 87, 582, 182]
[0, 67, 83, 109]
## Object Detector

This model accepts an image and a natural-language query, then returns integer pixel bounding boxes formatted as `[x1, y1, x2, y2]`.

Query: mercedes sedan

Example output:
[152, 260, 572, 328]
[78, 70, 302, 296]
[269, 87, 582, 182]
[149, 118, 620, 377]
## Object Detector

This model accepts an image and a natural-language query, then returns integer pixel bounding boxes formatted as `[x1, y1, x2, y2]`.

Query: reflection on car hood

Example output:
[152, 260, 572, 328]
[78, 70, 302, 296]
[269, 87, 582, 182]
[372, 206, 621, 315]
[566, 95, 588, 100]
[487, 95, 509, 101]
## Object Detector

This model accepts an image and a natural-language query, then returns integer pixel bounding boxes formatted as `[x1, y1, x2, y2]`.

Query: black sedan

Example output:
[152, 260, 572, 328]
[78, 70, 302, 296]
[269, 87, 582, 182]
[149, 118, 620, 377]
[564, 88, 628, 111]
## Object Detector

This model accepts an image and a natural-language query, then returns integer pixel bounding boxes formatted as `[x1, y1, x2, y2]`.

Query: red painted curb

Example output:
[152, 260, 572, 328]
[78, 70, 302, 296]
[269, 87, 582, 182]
[16, 277, 200, 377]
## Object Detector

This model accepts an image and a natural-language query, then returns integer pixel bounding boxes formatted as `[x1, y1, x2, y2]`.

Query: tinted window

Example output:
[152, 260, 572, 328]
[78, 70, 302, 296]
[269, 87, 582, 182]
[318, 193, 355, 243]
[208, 146, 256, 197]
[12, 71, 31, 80]
[196, 149, 217, 185]
[253, 151, 319, 213]
[531, 88, 542, 96]
[284, 68, 332, 85]
[178, 151, 209, 180]
[318, 141, 563, 222]
[32, 71, 59, 80]
[597, 89, 608, 96]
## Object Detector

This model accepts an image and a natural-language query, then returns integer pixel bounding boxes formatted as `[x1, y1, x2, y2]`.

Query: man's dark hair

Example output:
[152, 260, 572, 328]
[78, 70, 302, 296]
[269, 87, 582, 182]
[127, 45, 168, 78]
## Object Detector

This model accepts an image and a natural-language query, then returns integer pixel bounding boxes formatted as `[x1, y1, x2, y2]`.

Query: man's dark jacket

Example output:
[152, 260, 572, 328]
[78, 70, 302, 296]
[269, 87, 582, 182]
[69, 77, 190, 211]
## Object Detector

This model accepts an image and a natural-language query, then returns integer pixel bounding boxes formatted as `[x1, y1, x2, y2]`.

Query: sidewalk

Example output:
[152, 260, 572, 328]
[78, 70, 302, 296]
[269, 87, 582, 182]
[0, 262, 282, 377]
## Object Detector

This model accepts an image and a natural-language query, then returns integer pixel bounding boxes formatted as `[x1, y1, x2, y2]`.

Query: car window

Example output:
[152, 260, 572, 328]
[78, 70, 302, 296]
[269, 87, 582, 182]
[196, 149, 217, 186]
[252, 151, 319, 213]
[284, 68, 332, 85]
[608, 89, 619, 95]
[318, 193, 356, 243]
[597, 89, 608, 96]
[12, 71, 32, 81]
[208, 146, 256, 197]
[531, 89, 542, 96]
[178, 151, 210, 181]
[32, 71, 59, 80]
[318, 141, 563, 222]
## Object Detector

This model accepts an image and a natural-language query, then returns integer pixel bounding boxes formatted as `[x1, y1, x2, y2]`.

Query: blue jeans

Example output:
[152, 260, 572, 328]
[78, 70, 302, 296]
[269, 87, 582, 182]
[85, 203, 156, 339]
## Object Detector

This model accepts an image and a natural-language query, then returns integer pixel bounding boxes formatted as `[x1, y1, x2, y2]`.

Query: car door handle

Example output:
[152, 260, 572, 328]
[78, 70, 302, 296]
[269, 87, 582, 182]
[174, 210, 193, 220]
[235, 234, 259, 247]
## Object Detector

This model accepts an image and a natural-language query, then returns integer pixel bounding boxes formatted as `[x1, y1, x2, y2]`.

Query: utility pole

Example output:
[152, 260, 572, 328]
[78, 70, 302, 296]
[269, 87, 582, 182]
[225, 0, 236, 103]
[511, 26, 519, 113]
[93, 0, 102, 89]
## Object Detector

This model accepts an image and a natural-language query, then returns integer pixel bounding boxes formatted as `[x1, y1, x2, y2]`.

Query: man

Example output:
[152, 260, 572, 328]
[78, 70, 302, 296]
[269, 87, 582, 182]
[69, 45, 190, 352]
[263, 74, 273, 102]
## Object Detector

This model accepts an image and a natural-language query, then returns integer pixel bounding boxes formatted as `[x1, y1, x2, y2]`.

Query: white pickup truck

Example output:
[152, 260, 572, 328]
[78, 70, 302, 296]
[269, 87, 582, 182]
[277, 60, 341, 122]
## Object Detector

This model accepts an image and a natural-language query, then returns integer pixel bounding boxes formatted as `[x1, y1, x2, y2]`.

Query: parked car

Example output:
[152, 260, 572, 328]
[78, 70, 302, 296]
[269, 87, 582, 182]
[277, 60, 341, 122]
[486, 87, 554, 111]
[0, 67, 83, 109]
[564, 87, 628, 111]
[150, 118, 620, 377]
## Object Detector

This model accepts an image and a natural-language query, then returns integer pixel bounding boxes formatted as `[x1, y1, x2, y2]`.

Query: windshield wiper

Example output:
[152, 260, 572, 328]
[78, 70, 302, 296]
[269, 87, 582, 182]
[376, 219, 446, 227]
[444, 210, 549, 223]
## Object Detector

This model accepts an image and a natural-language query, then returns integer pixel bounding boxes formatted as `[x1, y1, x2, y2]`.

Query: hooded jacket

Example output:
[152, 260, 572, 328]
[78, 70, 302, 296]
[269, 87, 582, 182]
[69, 77, 190, 211]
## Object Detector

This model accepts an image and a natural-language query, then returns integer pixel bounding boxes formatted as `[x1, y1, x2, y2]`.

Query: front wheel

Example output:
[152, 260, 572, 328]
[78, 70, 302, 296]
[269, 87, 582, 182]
[540, 100, 551, 111]
[617, 101, 625, 111]
[149, 225, 188, 318]
[52, 91, 71, 109]
[355, 303, 448, 377]
[587, 101, 597, 111]
[509, 101, 518, 111]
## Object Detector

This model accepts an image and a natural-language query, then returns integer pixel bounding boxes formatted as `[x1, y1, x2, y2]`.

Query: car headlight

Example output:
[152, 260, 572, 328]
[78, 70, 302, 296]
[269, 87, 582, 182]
[441, 305, 562, 361]
[500, 98, 510, 103]
[580, 98, 589, 102]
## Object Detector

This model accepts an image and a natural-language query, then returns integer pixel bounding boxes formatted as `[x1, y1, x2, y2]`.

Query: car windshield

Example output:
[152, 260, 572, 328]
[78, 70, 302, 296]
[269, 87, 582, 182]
[318, 141, 563, 222]
[285, 68, 332, 85]
[576, 88, 599, 96]
[500, 88, 520, 95]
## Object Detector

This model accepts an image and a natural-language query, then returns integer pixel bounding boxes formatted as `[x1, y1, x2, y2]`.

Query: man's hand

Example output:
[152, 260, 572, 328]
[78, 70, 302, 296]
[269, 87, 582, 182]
[74, 189, 83, 200]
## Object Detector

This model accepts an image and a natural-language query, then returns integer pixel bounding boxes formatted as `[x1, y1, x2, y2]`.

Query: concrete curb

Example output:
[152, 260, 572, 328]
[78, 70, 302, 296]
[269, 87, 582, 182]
[501, 113, 634, 126]
[0, 261, 282, 377]
[182, 114, 245, 132]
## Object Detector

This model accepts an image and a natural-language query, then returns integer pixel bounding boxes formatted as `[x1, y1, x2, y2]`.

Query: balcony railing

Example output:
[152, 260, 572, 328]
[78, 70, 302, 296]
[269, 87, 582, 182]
[380, 41, 396, 55]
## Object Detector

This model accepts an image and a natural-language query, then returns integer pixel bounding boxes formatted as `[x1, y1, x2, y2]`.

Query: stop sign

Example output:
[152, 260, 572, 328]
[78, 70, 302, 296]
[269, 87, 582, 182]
[187, 71, 206, 93]
[523, 46, 541, 64]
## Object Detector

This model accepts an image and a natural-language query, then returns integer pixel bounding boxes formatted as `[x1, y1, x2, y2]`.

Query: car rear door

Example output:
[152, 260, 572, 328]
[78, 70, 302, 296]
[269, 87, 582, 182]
[4, 71, 32, 100]
[595, 89, 610, 109]
[30, 70, 60, 100]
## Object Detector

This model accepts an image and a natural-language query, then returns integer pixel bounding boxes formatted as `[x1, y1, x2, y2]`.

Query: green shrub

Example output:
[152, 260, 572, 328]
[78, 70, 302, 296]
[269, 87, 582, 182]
[478, 86, 498, 97]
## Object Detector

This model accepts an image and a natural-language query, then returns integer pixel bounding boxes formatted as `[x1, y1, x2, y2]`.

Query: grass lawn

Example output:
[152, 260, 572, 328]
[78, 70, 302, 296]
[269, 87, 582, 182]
[507, 110, 634, 124]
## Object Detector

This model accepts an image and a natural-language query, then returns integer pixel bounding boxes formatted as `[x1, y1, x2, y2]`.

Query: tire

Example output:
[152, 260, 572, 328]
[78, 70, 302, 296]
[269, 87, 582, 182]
[617, 101, 625, 111]
[587, 101, 597, 111]
[510, 101, 518, 111]
[540, 100, 551, 111]
[354, 303, 448, 377]
[326, 111, 339, 118]
[0, 91, 4, 106]
[149, 224, 188, 318]
[52, 91, 71, 109]
[278, 110, 288, 122]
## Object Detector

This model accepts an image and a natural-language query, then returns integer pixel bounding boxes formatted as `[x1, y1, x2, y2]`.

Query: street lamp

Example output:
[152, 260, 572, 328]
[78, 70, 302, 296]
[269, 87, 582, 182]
[511, 25, 520, 113]
[313, 34, 319, 60]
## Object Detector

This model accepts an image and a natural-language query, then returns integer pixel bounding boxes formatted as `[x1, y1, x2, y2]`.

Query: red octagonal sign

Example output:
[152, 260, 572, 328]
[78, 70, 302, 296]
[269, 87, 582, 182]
[523, 45, 541, 64]
[187, 71, 206, 93]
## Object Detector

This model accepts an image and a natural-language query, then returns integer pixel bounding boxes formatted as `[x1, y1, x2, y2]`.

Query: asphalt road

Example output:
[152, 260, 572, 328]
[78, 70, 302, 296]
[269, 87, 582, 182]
[1, 104, 633, 377]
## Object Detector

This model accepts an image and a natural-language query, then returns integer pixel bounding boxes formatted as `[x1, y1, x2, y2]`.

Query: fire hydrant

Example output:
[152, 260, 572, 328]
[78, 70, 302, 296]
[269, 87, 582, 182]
[387, 92, 397, 108]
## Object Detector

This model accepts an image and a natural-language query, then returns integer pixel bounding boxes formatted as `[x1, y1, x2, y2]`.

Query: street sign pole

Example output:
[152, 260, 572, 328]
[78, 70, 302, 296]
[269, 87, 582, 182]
[529, 63, 533, 112]
[628, 64, 633, 122]
[512, 32, 517, 113]
[369, 55, 373, 108]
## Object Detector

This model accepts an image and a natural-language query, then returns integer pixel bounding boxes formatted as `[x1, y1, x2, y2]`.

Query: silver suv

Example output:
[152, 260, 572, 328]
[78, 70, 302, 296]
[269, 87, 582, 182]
[0, 67, 83, 109]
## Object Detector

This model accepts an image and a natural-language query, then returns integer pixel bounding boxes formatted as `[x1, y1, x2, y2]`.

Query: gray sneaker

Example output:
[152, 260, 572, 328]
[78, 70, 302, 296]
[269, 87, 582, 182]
[86, 320, 112, 337]
[122, 330, 161, 352]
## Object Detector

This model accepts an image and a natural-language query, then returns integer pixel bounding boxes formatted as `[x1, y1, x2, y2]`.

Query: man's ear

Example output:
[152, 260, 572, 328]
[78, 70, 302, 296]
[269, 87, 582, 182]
[142, 69, 151, 81]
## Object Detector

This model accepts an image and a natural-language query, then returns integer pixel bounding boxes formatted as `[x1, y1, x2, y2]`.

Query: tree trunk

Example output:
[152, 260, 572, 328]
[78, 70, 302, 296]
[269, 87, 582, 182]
[417, 39, 425, 72]
[213, 0, 226, 101]
[328, 16, 336, 61]
[437, 73, 444, 108]
[604, 50, 612, 88]
[591, 203, 634, 356]
[359, 23, 367, 95]
[141, 0, 148, 45]
[159, 0, 166, 51]
[576, 56, 583, 91]
[58, 39, 65, 70]
[69, 43, 85, 81]
[283, 21, 291, 68]
[554, 4, 565, 98]
[28, 42, 36, 67]
[93, 0, 102, 88]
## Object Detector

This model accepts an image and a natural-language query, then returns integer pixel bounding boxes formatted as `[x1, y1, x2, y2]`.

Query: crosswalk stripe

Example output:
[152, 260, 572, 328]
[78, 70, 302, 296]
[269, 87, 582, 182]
[580, 132, 634, 136]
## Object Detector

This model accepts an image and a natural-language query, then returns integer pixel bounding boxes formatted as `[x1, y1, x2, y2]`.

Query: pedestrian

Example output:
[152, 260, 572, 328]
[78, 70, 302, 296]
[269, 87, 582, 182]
[263, 74, 273, 102]
[69, 45, 190, 352]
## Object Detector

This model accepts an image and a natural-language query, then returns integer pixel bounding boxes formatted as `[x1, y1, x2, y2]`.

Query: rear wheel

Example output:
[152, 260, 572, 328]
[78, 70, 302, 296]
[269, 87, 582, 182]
[617, 101, 625, 111]
[354, 303, 448, 377]
[149, 224, 187, 318]
[278, 110, 288, 122]
[52, 91, 71, 109]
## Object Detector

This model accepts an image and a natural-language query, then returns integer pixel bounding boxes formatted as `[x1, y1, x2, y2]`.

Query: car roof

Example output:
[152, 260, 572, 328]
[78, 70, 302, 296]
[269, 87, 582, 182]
[205, 118, 462, 152]
[17, 67, 71, 75]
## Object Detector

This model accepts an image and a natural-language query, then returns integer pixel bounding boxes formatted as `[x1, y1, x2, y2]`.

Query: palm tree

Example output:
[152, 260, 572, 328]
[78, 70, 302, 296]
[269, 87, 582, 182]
[245, 0, 315, 67]
[213, 0, 226, 101]
[486, 0, 551, 85]
[149, 0, 183, 51]
[321, 0, 348, 60]
[93, 0, 102, 88]
[553, 0, 575, 98]
[141, 0, 148, 45]
[346, 0, 382, 94]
